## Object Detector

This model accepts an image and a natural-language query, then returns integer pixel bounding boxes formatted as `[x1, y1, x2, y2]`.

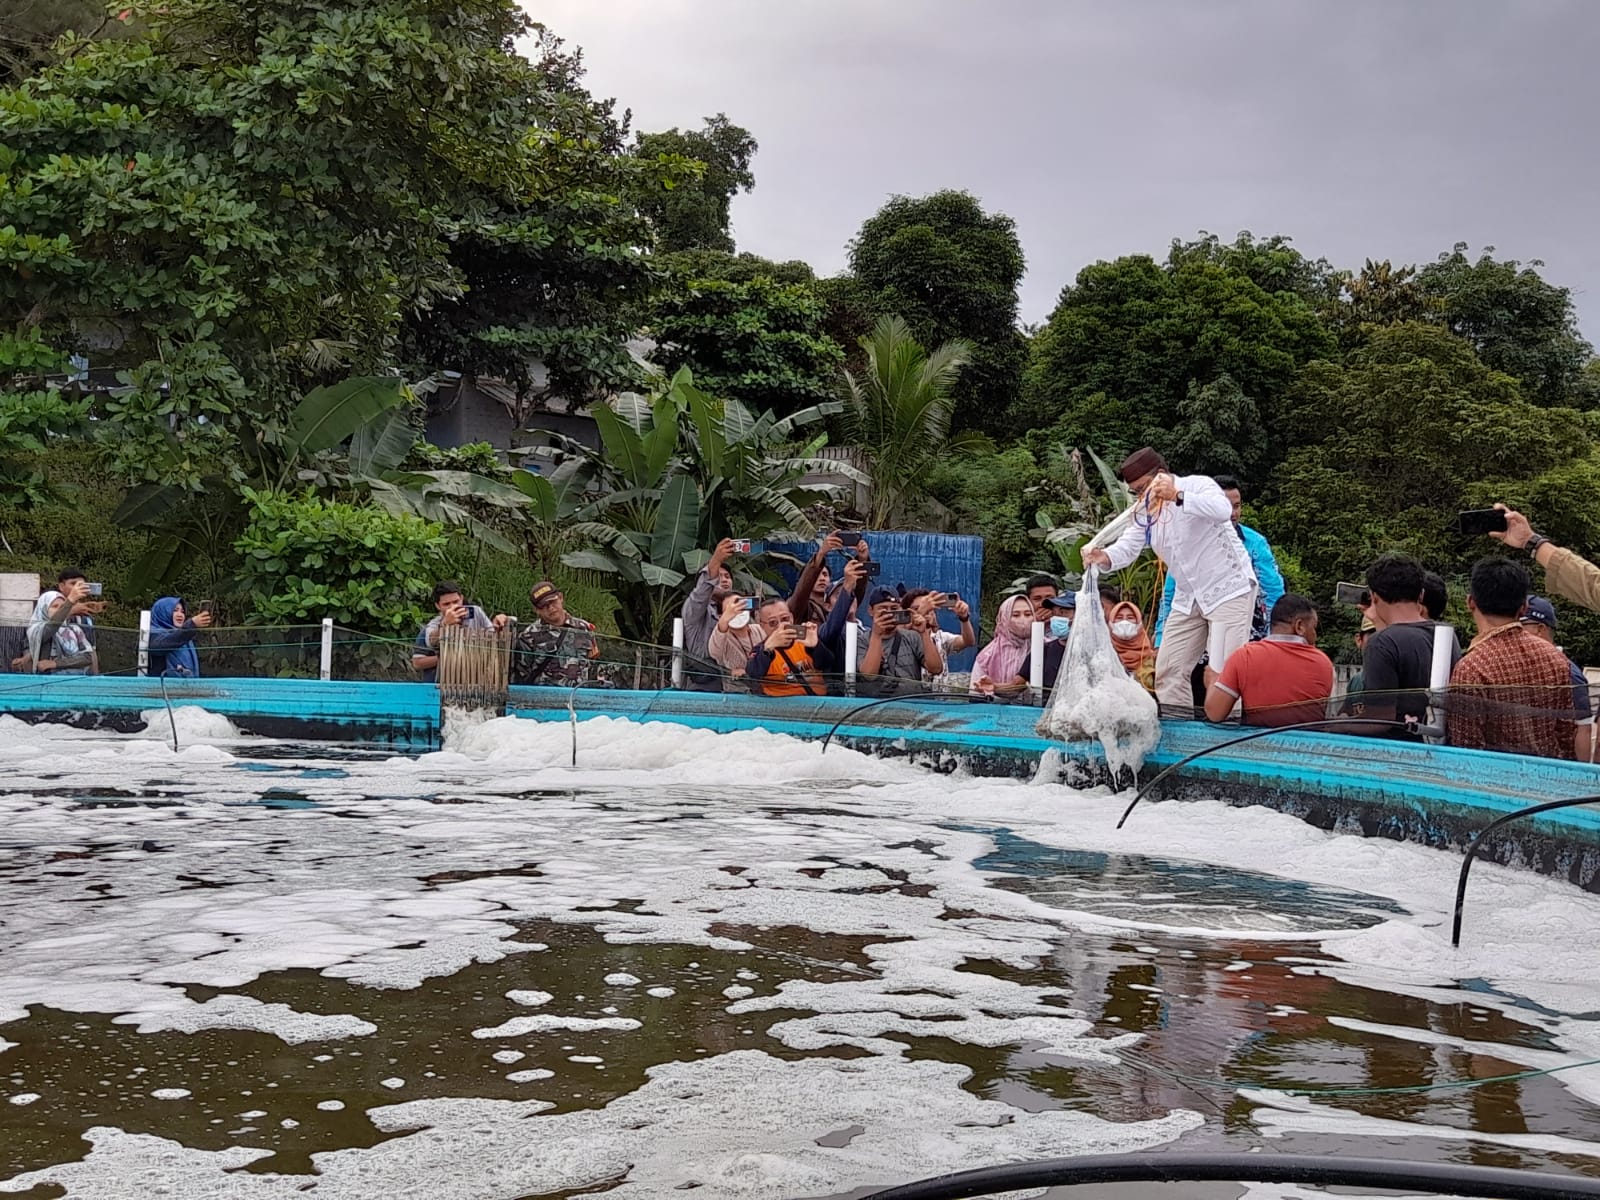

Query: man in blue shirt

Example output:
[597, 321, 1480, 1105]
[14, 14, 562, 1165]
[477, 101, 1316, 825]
[1520, 595, 1594, 762]
[1155, 474, 1284, 645]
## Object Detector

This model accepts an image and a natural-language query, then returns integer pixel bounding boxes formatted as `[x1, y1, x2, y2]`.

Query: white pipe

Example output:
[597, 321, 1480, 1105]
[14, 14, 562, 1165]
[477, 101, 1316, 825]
[1030, 619, 1046, 699]
[319, 617, 333, 681]
[1083, 497, 1141, 554]
[670, 617, 684, 689]
[844, 619, 859, 695]
[137, 609, 151, 677]
[1425, 621, 1454, 741]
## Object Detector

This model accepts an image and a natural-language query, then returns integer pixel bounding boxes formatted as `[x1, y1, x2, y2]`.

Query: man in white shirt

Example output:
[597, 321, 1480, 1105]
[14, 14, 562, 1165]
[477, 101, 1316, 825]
[1084, 447, 1256, 713]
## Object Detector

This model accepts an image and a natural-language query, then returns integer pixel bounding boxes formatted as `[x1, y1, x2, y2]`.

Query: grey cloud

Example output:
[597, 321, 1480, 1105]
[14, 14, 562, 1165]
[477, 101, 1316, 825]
[531, 0, 1600, 336]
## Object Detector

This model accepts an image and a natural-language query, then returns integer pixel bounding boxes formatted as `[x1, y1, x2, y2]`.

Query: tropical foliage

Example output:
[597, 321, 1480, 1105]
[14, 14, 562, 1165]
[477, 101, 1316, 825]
[525, 368, 855, 641]
[839, 316, 982, 528]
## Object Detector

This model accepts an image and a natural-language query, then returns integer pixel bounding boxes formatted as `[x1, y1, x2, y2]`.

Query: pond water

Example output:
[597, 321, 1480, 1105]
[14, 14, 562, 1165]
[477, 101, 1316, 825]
[2, 709, 1600, 1198]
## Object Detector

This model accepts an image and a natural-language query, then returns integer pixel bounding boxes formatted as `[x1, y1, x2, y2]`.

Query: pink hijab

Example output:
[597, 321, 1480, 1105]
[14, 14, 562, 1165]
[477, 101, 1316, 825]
[974, 595, 1034, 685]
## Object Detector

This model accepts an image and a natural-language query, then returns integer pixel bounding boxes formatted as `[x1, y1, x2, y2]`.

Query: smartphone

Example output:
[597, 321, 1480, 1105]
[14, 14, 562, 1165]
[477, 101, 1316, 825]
[838, 531, 863, 548]
[86, 583, 103, 597]
[860, 561, 881, 577]
[729, 539, 752, 554]
[198, 599, 216, 616]
[742, 597, 757, 611]
[1335, 582, 1370, 607]
[1457, 509, 1509, 536]
[940, 592, 960, 605]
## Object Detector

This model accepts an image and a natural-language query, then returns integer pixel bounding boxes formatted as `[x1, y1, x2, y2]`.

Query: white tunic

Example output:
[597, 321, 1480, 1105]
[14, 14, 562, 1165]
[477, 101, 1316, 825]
[1102, 474, 1255, 616]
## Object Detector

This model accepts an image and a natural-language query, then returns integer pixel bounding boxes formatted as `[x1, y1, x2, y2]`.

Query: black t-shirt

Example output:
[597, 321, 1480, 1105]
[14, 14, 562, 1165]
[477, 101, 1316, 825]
[1019, 640, 1067, 692]
[1357, 620, 1462, 736]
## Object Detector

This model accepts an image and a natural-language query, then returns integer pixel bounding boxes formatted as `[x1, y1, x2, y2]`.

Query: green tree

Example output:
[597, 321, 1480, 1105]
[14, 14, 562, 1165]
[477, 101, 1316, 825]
[1264, 322, 1590, 600]
[1021, 250, 1336, 473]
[646, 252, 844, 418]
[840, 315, 985, 528]
[1, 0, 679, 483]
[925, 444, 1045, 603]
[1418, 243, 1595, 408]
[846, 190, 1026, 438]
[633, 113, 757, 253]
[1167, 230, 1341, 310]
[1329, 259, 1435, 349]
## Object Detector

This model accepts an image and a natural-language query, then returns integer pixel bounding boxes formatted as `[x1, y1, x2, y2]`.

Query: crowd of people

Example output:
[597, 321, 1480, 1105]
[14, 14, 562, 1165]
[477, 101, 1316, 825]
[9, 447, 1600, 766]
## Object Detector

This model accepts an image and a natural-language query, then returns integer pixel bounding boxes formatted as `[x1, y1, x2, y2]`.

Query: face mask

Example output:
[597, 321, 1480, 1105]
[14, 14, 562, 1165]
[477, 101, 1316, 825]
[728, 610, 751, 630]
[1049, 616, 1072, 640]
[1111, 619, 1140, 640]
[1008, 613, 1034, 636]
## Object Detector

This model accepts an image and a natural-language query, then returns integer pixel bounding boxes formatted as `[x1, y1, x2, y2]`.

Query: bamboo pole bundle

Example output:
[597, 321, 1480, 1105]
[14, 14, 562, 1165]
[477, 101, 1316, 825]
[438, 623, 514, 712]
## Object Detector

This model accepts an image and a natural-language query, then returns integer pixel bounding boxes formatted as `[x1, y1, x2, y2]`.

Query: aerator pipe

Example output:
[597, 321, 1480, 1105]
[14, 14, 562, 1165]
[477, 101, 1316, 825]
[859, 1150, 1600, 1200]
[1115, 718, 1429, 829]
[1425, 621, 1453, 743]
[1029, 619, 1045, 698]
[1451, 793, 1600, 947]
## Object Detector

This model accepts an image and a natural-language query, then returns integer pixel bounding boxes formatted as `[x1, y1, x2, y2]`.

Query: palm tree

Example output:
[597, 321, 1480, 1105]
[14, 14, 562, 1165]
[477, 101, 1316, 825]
[839, 315, 984, 528]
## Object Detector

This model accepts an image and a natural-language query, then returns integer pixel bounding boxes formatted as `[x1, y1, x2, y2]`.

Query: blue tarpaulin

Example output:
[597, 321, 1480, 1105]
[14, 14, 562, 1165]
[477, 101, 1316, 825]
[762, 532, 986, 672]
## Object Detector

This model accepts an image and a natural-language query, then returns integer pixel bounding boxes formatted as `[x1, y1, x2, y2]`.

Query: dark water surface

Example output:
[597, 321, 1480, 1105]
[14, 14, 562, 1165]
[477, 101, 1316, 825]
[2, 722, 1599, 1197]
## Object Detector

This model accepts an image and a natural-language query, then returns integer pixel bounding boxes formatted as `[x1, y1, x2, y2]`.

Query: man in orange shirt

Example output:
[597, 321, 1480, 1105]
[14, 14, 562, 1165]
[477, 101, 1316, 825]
[1204, 594, 1334, 727]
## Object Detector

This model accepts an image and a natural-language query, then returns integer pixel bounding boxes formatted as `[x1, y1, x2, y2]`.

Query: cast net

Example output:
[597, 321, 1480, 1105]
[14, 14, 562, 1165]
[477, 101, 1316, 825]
[1036, 567, 1161, 782]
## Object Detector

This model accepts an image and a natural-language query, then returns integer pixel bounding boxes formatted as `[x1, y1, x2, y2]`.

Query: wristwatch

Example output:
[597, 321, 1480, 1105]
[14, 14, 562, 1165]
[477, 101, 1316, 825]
[1526, 533, 1549, 555]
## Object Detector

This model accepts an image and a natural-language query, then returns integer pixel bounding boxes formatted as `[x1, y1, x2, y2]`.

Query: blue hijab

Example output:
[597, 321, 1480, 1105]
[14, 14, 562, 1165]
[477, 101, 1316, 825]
[150, 596, 201, 678]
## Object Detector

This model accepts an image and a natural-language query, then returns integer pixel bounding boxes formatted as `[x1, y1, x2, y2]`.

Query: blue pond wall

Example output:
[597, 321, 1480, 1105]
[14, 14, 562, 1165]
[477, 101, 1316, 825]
[764, 532, 986, 671]
[3, 674, 1599, 893]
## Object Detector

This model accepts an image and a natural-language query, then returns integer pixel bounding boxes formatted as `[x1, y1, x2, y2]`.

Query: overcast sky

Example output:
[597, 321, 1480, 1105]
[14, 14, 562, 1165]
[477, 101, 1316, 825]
[529, 1, 1599, 339]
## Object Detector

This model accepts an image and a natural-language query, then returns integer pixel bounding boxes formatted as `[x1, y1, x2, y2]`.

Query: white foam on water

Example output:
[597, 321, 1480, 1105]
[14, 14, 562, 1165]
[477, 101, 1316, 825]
[136, 705, 244, 744]
[472, 1016, 641, 1039]
[604, 973, 641, 985]
[150, 1088, 191, 1100]
[504, 989, 552, 1007]
[316, 1100, 345, 1112]
[1247, 1088, 1600, 1158]
[3, 712, 1600, 1194]
[504, 1069, 553, 1084]
[2, 1052, 1202, 1198]
[7, 1093, 39, 1106]
[379, 1079, 405, 1090]
[491, 1050, 524, 1064]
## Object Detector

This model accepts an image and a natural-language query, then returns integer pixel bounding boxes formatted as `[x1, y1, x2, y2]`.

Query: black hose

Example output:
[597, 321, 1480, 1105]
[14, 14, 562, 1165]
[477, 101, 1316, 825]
[157, 672, 179, 753]
[1451, 793, 1600, 947]
[1115, 718, 1422, 829]
[819, 692, 995, 754]
[858, 1151, 1600, 1200]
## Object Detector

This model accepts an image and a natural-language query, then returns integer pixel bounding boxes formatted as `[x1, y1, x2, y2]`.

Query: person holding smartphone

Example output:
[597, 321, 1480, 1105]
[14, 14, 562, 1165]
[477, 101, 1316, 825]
[857, 587, 944, 698]
[147, 596, 215, 678]
[26, 568, 105, 675]
[707, 590, 764, 688]
[412, 580, 509, 683]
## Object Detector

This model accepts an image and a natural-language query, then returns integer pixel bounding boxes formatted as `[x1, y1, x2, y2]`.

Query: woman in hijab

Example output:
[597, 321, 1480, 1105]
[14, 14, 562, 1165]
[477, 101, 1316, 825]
[148, 597, 213, 678]
[973, 594, 1035, 696]
[1107, 599, 1156, 693]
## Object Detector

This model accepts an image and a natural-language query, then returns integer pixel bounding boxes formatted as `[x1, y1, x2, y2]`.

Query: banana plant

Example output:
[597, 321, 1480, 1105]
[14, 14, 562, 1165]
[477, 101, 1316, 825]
[512, 366, 859, 641]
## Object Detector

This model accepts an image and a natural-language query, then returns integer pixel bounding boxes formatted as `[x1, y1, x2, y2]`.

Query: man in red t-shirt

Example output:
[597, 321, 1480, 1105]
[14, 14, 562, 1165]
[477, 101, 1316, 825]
[1204, 593, 1335, 727]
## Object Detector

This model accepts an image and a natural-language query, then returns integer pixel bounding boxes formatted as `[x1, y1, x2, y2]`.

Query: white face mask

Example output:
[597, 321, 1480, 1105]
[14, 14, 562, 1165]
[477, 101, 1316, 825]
[728, 610, 751, 630]
[1111, 619, 1141, 640]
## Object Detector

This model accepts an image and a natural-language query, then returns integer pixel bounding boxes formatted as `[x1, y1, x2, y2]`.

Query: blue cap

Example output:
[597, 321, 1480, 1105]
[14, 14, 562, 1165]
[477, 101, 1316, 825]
[1041, 593, 1077, 610]
[867, 587, 899, 608]
[1522, 596, 1557, 631]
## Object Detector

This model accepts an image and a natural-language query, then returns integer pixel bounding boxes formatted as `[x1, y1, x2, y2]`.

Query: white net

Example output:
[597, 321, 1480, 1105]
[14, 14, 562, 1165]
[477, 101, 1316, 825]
[1036, 567, 1160, 784]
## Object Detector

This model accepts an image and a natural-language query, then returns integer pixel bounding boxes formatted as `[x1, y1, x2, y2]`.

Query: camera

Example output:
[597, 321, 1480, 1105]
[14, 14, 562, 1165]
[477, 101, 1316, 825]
[729, 539, 752, 554]
[1456, 509, 1509, 537]
[1334, 581, 1370, 607]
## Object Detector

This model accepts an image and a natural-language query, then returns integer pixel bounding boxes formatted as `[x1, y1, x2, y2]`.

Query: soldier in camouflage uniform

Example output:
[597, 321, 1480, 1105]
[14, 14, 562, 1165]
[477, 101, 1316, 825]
[513, 581, 608, 687]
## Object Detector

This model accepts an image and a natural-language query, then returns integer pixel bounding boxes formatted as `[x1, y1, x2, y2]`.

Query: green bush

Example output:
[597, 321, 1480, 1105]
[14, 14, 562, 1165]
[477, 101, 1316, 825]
[233, 489, 447, 636]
